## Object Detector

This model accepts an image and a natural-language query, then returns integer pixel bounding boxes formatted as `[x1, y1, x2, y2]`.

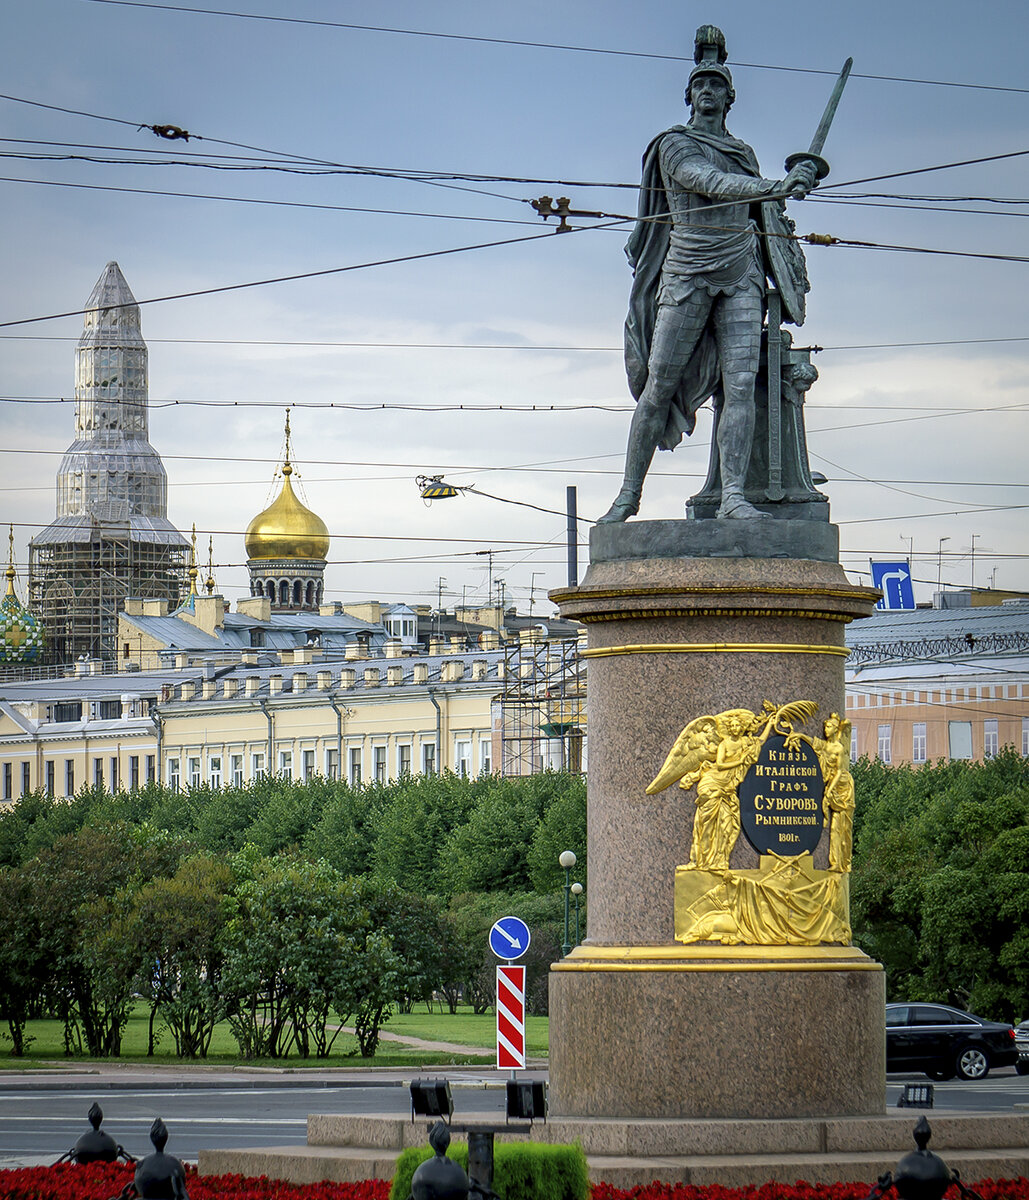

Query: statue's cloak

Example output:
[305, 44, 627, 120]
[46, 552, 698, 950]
[623, 125, 764, 452]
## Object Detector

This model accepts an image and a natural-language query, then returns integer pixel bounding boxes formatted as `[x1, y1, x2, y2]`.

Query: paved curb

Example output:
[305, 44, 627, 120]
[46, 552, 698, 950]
[0, 1066, 546, 1092]
[0, 1058, 548, 1092]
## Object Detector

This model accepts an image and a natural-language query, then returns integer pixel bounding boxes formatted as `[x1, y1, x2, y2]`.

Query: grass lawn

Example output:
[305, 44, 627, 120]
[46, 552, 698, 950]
[1, 1004, 548, 1068]
[388, 1007, 549, 1057]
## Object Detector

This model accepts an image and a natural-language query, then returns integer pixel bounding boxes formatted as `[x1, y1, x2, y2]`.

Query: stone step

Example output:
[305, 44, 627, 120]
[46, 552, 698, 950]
[198, 1111, 1029, 1190]
[200, 1144, 402, 1186]
[586, 1148, 1029, 1189]
[305, 1111, 1029, 1157]
[199, 1141, 1029, 1191]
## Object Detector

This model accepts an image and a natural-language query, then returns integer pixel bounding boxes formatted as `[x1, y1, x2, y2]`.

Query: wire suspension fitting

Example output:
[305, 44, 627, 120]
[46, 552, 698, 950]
[142, 123, 193, 141]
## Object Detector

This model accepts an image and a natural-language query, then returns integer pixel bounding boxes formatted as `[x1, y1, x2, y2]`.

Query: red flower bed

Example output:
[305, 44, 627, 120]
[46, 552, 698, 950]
[2, 1167, 1027, 1200]
[0, 1162, 392, 1200]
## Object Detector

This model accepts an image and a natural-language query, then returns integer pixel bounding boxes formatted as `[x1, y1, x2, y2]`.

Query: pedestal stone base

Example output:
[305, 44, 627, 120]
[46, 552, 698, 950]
[549, 525, 882, 1120]
[549, 945, 885, 1119]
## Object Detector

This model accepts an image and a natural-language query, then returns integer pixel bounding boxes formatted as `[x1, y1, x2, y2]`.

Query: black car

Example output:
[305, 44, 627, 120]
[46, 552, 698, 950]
[886, 1002, 1017, 1081]
[1015, 1020, 1029, 1075]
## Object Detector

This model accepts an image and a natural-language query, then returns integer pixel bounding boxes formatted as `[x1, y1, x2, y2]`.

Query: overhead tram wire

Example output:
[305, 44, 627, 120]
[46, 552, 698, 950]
[3, 91, 1028, 197]
[5, 396, 1029, 424]
[0, 227, 589, 330]
[5, 172, 1029, 229]
[0, 95, 533, 205]
[807, 196, 1029, 220]
[4, 216, 1029, 332]
[3, 334, 1027, 353]
[4, 442, 1029, 493]
[0, 516, 553, 548]
[79, 2, 1029, 96]
[5, 400, 1029, 445]
[0, 175, 549, 228]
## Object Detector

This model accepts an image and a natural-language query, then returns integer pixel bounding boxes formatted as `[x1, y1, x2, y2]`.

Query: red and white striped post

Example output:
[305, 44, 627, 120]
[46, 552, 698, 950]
[496, 964, 526, 1069]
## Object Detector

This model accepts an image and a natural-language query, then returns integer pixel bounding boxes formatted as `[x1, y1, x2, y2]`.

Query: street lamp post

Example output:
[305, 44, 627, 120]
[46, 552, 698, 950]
[937, 537, 950, 593]
[559, 850, 576, 956]
[570, 882, 583, 946]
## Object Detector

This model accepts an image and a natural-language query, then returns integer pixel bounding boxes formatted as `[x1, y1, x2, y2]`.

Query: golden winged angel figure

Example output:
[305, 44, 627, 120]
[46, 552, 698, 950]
[647, 700, 818, 871]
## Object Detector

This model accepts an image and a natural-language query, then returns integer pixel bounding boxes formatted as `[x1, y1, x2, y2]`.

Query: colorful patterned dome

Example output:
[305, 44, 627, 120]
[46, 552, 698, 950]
[1, 528, 44, 664]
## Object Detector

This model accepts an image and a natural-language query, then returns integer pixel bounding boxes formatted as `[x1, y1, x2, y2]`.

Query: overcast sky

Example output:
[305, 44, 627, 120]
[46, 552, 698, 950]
[2, 0, 1027, 614]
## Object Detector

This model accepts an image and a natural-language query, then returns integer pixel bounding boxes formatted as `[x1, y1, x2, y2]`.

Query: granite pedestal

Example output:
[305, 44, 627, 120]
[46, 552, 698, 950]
[548, 519, 882, 1119]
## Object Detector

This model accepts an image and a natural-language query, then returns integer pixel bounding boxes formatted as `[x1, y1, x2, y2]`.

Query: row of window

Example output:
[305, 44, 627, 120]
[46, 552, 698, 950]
[251, 578, 324, 607]
[1, 755, 156, 800]
[165, 738, 490, 790]
[48, 699, 138, 723]
[870, 717, 1026, 764]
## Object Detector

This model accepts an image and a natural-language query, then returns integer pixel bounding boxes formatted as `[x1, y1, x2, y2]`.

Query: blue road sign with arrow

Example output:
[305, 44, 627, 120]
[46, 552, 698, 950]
[489, 916, 531, 961]
[871, 561, 915, 611]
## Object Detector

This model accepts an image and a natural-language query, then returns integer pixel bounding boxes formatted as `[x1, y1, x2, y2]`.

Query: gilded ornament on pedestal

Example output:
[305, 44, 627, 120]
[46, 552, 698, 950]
[647, 700, 855, 947]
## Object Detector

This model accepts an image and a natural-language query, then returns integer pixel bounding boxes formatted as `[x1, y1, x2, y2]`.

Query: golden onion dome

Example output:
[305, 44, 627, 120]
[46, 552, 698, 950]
[245, 463, 330, 561]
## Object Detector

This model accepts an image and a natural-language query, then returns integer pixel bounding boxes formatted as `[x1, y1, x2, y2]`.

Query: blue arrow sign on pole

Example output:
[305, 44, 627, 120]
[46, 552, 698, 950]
[871, 561, 915, 611]
[489, 916, 531, 961]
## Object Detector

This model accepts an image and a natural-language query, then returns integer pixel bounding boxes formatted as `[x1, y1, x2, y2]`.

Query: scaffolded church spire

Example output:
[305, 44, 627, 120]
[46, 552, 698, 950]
[29, 263, 189, 663]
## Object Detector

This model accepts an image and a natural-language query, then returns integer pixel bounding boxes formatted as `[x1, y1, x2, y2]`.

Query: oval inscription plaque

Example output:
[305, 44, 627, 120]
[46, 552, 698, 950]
[738, 734, 824, 857]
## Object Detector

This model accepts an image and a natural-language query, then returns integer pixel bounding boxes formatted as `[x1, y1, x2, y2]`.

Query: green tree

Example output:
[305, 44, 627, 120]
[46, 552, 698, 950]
[23, 822, 185, 1056]
[0, 864, 44, 1054]
[131, 853, 235, 1057]
[440, 781, 544, 894]
[851, 750, 1029, 1020]
[220, 856, 401, 1059]
[302, 784, 377, 877]
[526, 777, 587, 892]
[448, 890, 565, 1016]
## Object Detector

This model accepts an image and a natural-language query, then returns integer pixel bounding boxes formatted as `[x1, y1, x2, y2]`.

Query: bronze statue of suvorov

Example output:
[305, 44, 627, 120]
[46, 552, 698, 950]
[600, 25, 832, 524]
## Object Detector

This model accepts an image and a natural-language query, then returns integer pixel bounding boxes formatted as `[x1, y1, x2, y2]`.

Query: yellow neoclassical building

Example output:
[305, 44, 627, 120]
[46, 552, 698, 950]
[0, 629, 585, 803]
[1, 419, 586, 802]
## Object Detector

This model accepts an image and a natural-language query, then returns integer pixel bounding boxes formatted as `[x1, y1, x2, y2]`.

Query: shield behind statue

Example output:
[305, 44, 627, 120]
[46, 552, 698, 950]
[761, 200, 810, 326]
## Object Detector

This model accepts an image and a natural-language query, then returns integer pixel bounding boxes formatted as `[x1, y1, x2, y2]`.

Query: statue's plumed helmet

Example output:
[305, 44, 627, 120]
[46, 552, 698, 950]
[686, 24, 735, 108]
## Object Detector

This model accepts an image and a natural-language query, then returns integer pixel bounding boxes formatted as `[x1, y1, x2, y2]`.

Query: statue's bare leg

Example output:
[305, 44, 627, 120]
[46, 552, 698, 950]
[599, 296, 712, 524]
[712, 287, 768, 520]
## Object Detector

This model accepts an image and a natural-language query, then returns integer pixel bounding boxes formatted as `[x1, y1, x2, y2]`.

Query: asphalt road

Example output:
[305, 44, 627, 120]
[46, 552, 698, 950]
[0, 1074, 509, 1166]
[2, 1069, 1027, 1167]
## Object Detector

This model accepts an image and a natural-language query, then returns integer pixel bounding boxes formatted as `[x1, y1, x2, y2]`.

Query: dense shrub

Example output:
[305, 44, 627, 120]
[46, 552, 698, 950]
[851, 749, 1029, 1019]
[391, 1141, 589, 1200]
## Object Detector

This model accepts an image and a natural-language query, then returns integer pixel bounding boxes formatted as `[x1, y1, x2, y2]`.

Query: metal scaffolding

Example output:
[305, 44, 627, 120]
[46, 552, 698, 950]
[29, 518, 187, 664]
[498, 634, 586, 776]
[28, 262, 189, 665]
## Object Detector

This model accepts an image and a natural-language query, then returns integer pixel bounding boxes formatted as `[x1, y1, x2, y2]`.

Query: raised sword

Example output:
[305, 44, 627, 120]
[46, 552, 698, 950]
[784, 57, 853, 197]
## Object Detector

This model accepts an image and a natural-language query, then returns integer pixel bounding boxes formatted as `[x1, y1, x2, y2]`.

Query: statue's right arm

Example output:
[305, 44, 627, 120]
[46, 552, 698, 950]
[660, 135, 782, 202]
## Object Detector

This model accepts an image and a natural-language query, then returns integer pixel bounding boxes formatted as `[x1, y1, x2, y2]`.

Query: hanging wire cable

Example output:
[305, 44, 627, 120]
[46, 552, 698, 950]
[77, 2, 1029, 95]
[3, 91, 1028, 196]
[0, 226, 581, 330]
[6, 171, 1029, 230]
[0, 175, 544, 227]
[2, 333, 1027, 353]
[3, 214, 1029, 332]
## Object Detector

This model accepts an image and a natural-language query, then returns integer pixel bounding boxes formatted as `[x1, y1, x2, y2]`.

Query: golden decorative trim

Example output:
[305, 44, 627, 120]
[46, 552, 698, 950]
[564, 943, 871, 962]
[552, 584, 877, 601]
[576, 609, 852, 624]
[581, 642, 849, 659]
[552, 943, 881, 973]
[552, 960, 881, 972]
